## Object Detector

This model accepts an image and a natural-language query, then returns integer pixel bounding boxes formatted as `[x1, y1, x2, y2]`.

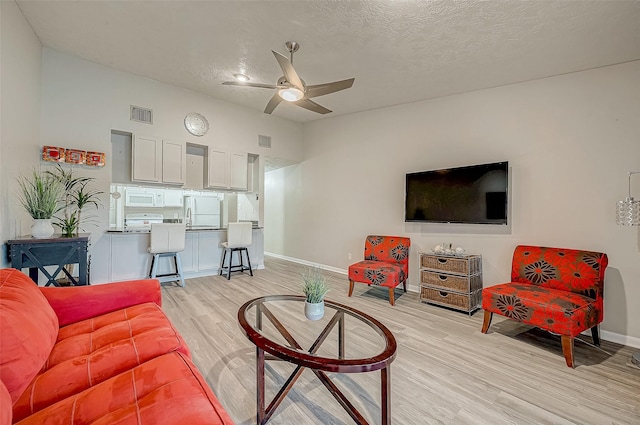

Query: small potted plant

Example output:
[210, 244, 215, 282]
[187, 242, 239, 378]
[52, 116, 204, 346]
[302, 267, 329, 320]
[16, 170, 63, 238]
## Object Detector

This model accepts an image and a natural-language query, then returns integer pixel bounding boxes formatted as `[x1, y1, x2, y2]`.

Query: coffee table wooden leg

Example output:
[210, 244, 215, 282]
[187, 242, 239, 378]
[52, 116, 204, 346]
[257, 347, 265, 425]
[338, 312, 345, 359]
[381, 366, 391, 425]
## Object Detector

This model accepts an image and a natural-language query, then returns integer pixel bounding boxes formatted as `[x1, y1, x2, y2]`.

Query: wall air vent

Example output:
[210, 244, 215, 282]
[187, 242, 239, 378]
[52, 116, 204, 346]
[130, 105, 153, 124]
[258, 134, 271, 148]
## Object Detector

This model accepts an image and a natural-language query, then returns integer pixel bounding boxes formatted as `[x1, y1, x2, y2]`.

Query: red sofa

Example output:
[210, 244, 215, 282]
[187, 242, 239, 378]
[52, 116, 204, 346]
[0, 268, 234, 425]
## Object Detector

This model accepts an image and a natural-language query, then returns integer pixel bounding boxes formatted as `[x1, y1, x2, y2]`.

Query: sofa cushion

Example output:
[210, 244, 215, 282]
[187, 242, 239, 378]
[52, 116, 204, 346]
[12, 302, 190, 422]
[0, 269, 58, 404]
[482, 282, 599, 337]
[14, 352, 234, 425]
[348, 260, 405, 288]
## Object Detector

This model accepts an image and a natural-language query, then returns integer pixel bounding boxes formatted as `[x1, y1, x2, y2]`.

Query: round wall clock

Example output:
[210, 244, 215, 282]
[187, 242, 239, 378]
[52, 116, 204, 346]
[184, 112, 209, 136]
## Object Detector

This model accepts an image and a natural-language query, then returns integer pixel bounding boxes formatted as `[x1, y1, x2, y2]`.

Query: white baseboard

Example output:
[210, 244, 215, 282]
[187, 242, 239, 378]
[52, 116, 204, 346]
[600, 330, 640, 349]
[265, 252, 347, 275]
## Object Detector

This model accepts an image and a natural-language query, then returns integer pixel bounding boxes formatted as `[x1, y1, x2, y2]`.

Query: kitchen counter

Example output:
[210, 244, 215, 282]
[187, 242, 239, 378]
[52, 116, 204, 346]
[107, 225, 262, 233]
[91, 227, 264, 284]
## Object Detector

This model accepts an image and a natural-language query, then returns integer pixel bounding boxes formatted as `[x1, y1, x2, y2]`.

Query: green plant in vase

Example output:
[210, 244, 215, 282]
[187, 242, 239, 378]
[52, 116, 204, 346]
[302, 267, 329, 320]
[16, 169, 64, 238]
[47, 165, 103, 237]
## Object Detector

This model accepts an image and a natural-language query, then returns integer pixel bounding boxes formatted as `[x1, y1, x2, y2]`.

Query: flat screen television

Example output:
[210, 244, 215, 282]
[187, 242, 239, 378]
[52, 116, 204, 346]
[405, 161, 508, 224]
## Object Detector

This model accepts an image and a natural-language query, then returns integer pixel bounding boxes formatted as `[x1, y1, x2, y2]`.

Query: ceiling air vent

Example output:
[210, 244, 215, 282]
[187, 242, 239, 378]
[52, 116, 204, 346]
[258, 134, 271, 148]
[130, 105, 153, 124]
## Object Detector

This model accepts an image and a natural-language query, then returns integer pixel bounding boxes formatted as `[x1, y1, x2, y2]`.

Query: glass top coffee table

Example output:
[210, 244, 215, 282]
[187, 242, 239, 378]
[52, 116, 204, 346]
[237, 295, 397, 425]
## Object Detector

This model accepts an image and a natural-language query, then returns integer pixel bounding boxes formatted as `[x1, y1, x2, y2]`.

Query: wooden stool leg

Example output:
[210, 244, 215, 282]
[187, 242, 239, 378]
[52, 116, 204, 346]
[561, 335, 575, 368]
[388, 287, 395, 306]
[150, 254, 159, 279]
[219, 249, 227, 276]
[348, 280, 355, 297]
[175, 253, 185, 287]
[481, 311, 493, 333]
[244, 247, 253, 276]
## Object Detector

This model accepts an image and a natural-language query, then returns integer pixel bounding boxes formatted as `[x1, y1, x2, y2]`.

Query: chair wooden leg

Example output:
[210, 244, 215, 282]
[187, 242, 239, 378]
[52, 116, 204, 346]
[348, 280, 354, 297]
[481, 311, 493, 334]
[388, 287, 395, 306]
[591, 326, 600, 346]
[402, 280, 407, 293]
[561, 335, 575, 368]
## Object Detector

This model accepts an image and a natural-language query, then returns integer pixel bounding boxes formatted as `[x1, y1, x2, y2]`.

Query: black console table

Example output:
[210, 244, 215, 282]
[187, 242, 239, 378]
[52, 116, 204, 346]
[7, 234, 90, 286]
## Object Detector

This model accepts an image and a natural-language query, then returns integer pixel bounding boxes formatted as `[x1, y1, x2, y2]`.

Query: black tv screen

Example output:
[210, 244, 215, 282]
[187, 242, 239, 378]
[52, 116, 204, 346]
[405, 161, 508, 224]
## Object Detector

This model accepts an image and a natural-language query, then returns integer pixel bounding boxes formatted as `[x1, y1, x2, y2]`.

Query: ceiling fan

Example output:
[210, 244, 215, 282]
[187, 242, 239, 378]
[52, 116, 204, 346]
[222, 41, 355, 115]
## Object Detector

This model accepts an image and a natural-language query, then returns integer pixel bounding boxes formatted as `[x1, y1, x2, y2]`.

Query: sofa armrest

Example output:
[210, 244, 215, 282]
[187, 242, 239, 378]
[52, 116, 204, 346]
[39, 279, 161, 327]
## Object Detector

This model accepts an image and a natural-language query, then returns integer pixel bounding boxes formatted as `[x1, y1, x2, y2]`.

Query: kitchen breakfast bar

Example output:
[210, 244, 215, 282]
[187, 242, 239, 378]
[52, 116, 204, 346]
[95, 227, 264, 283]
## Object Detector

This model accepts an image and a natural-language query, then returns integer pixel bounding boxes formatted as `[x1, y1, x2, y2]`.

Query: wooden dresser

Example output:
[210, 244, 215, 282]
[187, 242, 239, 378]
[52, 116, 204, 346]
[419, 253, 482, 315]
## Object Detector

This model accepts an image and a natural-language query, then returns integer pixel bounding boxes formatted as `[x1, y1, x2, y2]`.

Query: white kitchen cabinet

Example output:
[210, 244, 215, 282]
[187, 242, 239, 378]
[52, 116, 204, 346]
[206, 148, 248, 191]
[163, 189, 183, 207]
[181, 232, 198, 273]
[131, 135, 186, 185]
[162, 139, 186, 185]
[110, 234, 151, 281]
[132, 135, 162, 183]
[197, 231, 222, 271]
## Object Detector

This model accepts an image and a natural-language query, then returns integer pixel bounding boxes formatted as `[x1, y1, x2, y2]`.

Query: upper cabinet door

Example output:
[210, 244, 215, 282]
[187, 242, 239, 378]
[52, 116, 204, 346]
[162, 139, 186, 185]
[229, 152, 248, 190]
[132, 135, 162, 183]
[207, 148, 228, 189]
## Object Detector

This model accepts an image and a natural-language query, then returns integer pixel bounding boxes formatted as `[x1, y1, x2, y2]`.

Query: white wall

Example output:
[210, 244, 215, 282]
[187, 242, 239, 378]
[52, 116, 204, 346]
[265, 61, 640, 344]
[1, 47, 303, 276]
[0, 1, 43, 267]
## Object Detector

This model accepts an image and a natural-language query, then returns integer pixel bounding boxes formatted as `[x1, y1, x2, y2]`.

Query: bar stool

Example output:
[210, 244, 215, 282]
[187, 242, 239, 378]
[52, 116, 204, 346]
[148, 223, 186, 287]
[219, 222, 253, 280]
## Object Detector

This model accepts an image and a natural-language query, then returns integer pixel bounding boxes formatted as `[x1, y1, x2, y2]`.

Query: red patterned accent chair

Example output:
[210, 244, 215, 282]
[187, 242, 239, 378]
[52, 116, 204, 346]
[481, 245, 608, 368]
[348, 235, 411, 306]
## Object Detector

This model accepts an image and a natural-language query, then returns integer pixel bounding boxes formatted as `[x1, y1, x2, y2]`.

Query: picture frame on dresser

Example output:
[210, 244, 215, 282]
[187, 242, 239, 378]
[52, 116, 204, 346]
[419, 253, 483, 315]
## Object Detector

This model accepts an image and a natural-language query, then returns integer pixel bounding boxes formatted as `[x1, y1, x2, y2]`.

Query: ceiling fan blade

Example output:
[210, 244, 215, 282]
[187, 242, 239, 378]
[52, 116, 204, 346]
[293, 99, 332, 114]
[305, 78, 355, 98]
[264, 93, 283, 114]
[222, 81, 280, 89]
[272, 50, 305, 90]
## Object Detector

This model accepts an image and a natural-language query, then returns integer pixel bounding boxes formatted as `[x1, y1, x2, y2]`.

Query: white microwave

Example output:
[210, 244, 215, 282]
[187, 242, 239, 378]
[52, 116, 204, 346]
[125, 189, 164, 207]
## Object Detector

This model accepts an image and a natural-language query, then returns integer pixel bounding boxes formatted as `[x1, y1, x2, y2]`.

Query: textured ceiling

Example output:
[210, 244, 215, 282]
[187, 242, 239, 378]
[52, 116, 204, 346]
[16, 0, 640, 123]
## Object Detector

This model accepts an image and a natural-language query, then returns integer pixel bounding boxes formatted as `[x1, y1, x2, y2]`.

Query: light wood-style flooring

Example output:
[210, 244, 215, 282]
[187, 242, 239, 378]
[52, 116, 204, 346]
[161, 257, 640, 425]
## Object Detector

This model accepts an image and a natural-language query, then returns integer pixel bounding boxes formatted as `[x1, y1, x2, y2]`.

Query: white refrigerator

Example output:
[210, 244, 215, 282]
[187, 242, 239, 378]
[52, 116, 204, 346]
[184, 196, 221, 227]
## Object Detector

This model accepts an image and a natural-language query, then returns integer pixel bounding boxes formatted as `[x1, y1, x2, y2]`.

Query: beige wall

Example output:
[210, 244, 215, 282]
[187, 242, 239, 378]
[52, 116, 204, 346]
[265, 60, 640, 346]
[1, 45, 303, 274]
[0, 0, 43, 267]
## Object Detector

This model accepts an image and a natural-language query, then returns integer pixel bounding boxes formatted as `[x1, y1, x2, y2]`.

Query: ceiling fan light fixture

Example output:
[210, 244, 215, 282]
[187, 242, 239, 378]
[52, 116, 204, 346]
[233, 73, 250, 82]
[278, 87, 304, 102]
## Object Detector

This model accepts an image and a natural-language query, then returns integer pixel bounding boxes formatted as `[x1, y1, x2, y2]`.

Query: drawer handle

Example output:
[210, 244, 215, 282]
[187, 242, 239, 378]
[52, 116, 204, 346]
[437, 258, 448, 264]
[438, 291, 448, 297]
[438, 275, 448, 280]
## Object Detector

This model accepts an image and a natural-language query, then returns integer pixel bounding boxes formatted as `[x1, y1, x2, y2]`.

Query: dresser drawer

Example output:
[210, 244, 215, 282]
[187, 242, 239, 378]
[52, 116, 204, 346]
[421, 270, 482, 293]
[420, 287, 481, 313]
[420, 255, 481, 275]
